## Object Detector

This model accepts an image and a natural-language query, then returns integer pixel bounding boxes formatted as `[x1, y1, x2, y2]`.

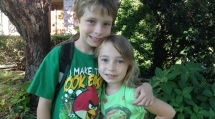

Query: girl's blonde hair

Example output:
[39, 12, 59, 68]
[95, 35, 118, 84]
[73, 0, 119, 25]
[95, 35, 142, 88]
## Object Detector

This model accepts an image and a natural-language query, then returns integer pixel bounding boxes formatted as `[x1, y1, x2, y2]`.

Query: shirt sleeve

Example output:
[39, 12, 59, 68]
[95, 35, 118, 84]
[27, 46, 61, 100]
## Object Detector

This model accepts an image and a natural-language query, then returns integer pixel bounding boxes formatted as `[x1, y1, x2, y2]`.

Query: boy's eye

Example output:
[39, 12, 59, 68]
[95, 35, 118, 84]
[104, 23, 111, 27]
[87, 20, 95, 24]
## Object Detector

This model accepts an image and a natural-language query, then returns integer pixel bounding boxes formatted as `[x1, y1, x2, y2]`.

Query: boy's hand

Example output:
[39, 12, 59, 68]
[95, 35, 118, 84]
[132, 82, 154, 106]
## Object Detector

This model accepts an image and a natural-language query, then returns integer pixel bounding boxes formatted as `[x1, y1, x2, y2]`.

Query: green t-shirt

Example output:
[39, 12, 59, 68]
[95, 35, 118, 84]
[101, 84, 146, 119]
[27, 45, 103, 119]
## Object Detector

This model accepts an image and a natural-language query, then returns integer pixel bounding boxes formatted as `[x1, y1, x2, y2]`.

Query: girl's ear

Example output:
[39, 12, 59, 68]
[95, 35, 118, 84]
[73, 13, 79, 27]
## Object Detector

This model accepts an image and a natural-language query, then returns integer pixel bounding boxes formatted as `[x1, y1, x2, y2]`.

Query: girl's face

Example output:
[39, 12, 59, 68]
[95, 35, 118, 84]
[98, 42, 129, 86]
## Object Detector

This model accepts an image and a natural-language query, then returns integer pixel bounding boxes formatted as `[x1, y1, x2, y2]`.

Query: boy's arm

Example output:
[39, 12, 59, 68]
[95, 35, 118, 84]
[133, 82, 154, 106]
[37, 97, 52, 119]
[144, 98, 176, 119]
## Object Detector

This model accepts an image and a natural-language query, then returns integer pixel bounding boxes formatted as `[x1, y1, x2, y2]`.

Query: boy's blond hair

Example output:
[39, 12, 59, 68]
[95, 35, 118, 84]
[73, 0, 119, 25]
[95, 35, 142, 88]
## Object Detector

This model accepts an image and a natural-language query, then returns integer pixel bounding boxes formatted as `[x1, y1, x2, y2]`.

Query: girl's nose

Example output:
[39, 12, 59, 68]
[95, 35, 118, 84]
[107, 62, 115, 71]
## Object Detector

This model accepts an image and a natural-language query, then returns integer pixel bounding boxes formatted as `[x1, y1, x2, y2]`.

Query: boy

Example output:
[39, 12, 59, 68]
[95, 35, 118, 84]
[27, 0, 154, 119]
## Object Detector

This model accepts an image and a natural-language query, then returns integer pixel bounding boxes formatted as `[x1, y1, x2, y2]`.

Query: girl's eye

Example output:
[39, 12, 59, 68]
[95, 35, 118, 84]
[117, 60, 124, 64]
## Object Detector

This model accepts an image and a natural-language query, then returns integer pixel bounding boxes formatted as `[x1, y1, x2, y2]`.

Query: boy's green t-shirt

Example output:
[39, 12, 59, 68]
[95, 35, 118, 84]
[27, 45, 103, 119]
[101, 84, 146, 119]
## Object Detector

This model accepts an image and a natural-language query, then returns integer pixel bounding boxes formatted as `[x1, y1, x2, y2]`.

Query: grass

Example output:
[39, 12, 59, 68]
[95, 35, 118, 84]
[0, 69, 34, 119]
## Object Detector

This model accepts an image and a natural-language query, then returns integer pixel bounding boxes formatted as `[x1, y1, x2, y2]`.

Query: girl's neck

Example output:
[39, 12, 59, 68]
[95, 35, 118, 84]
[105, 83, 122, 96]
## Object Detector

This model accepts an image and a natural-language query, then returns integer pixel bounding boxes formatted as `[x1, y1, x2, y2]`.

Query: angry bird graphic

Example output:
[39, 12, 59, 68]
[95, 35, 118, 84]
[73, 86, 99, 119]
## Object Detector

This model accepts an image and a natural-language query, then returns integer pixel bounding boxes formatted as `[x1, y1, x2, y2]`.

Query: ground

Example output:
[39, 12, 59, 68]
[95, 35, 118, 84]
[0, 67, 34, 119]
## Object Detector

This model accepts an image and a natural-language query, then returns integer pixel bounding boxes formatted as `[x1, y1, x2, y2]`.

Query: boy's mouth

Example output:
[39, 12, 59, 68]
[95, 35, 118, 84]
[89, 35, 101, 41]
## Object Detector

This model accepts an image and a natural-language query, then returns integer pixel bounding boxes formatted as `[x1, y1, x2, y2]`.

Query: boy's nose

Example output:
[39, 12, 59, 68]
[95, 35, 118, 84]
[94, 24, 102, 35]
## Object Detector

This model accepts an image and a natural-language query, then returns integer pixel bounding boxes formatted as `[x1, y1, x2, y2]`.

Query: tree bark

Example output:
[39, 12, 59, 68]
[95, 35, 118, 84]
[0, 0, 51, 81]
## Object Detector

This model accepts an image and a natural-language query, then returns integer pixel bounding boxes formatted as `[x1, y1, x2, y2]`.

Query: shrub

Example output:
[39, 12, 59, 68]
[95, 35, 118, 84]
[0, 71, 35, 119]
[0, 35, 24, 70]
[0, 35, 72, 70]
[148, 62, 215, 119]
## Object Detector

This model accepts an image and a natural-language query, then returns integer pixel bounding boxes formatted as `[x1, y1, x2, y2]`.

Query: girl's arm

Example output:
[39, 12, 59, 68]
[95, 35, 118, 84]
[37, 97, 52, 119]
[133, 82, 154, 106]
[144, 98, 176, 119]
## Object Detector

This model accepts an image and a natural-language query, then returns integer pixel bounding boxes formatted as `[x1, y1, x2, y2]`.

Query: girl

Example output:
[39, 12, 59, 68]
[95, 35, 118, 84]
[95, 35, 176, 119]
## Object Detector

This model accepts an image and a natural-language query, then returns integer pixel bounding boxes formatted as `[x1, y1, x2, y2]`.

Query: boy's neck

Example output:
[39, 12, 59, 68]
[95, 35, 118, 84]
[75, 39, 95, 54]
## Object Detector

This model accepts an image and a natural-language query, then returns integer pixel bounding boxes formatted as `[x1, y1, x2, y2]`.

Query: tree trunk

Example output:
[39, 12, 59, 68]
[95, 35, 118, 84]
[0, 0, 51, 81]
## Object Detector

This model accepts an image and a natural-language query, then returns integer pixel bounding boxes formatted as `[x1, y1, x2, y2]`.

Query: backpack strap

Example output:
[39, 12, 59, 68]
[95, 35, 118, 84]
[55, 41, 75, 96]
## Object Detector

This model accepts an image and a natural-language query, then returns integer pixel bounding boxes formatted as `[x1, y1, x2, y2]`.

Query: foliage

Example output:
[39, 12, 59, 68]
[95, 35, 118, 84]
[148, 62, 215, 119]
[140, 0, 215, 83]
[0, 35, 72, 70]
[0, 35, 24, 70]
[0, 70, 35, 119]
[51, 34, 73, 47]
[112, 0, 157, 76]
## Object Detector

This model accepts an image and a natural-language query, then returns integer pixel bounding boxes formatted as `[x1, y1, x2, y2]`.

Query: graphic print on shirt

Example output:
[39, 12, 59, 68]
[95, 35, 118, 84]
[104, 104, 132, 119]
[59, 67, 103, 119]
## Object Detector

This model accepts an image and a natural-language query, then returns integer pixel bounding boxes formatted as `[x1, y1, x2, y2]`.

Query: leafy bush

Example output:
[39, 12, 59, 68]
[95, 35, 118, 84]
[0, 35, 24, 70]
[112, 0, 156, 76]
[0, 71, 35, 119]
[140, 0, 215, 83]
[0, 35, 72, 70]
[51, 34, 73, 47]
[148, 62, 215, 119]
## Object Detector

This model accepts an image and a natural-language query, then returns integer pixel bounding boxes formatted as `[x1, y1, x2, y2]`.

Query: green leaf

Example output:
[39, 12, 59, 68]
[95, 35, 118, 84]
[177, 113, 184, 119]
[174, 89, 182, 95]
[184, 107, 192, 114]
[209, 108, 215, 117]
[168, 81, 178, 88]
[176, 95, 183, 104]
[171, 100, 179, 107]
[199, 110, 210, 116]
[162, 83, 172, 95]
[183, 93, 191, 99]
[202, 89, 213, 97]
[196, 95, 207, 101]
[183, 87, 193, 94]
[166, 71, 179, 80]
[189, 74, 199, 86]
[191, 113, 197, 119]
[0, 99, 5, 106]
[155, 67, 163, 78]
[193, 105, 200, 113]
[209, 98, 215, 111]
[181, 71, 189, 82]
[212, 83, 215, 94]
[152, 81, 160, 88]
[178, 79, 188, 89]
[184, 99, 195, 106]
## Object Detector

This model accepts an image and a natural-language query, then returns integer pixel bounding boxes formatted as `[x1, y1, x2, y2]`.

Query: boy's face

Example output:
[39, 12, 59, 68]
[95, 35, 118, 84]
[74, 8, 113, 48]
[98, 42, 129, 87]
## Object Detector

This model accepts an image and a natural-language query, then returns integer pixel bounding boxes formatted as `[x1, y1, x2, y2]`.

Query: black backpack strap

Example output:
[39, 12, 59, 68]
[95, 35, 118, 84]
[55, 41, 75, 96]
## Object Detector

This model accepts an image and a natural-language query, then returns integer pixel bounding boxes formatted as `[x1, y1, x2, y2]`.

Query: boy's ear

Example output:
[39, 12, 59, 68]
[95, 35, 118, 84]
[73, 13, 79, 26]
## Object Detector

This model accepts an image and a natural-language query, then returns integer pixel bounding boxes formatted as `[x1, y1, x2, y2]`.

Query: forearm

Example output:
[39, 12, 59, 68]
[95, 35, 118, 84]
[145, 98, 175, 119]
[154, 116, 174, 119]
[37, 97, 52, 119]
